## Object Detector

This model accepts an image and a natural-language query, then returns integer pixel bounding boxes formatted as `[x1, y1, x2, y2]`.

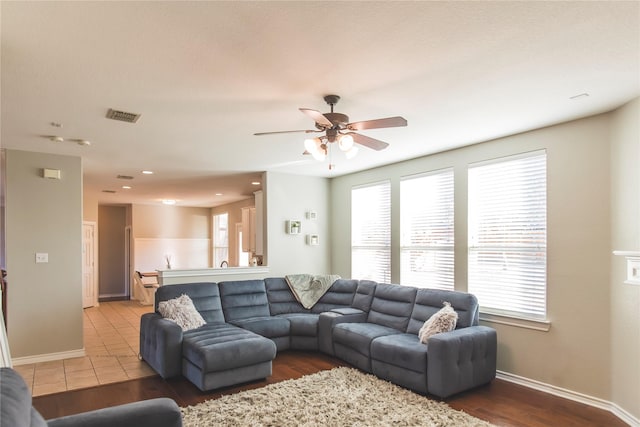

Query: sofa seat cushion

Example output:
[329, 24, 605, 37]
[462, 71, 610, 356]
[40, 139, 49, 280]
[333, 322, 402, 356]
[182, 323, 276, 372]
[229, 316, 290, 338]
[277, 313, 319, 336]
[370, 333, 428, 373]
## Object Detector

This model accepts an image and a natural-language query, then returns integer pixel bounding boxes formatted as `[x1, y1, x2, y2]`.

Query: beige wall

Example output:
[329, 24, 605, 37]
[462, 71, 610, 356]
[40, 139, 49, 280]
[609, 97, 640, 419]
[131, 204, 211, 270]
[5, 150, 83, 358]
[265, 172, 331, 276]
[330, 113, 615, 400]
[132, 204, 211, 239]
[211, 197, 254, 267]
[82, 190, 99, 222]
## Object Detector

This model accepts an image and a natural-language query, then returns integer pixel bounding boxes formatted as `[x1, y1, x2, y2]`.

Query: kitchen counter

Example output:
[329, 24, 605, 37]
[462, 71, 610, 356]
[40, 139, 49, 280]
[156, 266, 270, 285]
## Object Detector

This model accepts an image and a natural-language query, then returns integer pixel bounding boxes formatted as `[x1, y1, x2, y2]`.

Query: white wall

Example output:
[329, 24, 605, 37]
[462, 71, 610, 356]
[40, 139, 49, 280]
[609, 97, 640, 420]
[5, 150, 83, 358]
[265, 172, 331, 276]
[330, 113, 614, 401]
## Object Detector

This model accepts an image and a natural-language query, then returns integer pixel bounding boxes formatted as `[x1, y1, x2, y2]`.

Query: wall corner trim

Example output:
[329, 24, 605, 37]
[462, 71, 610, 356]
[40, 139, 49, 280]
[496, 370, 639, 426]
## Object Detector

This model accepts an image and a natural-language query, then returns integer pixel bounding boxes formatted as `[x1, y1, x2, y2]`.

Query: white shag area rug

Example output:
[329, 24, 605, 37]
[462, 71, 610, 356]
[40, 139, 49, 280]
[181, 367, 493, 427]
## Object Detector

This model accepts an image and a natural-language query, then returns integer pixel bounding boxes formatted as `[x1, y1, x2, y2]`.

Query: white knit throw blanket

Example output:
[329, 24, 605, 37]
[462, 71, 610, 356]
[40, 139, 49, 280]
[285, 274, 341, 309]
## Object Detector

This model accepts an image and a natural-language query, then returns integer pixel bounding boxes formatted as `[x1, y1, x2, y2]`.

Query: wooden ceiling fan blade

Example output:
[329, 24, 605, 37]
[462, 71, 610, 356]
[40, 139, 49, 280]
[348, 132, 390, 151]
[299, 108, 333, 128]
[254, 129, 319, 136]
[347, 116, 407, 131]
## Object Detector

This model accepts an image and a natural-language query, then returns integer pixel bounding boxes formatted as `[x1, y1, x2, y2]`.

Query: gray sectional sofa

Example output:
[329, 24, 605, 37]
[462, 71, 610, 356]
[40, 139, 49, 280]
[140, 277, 496, 398]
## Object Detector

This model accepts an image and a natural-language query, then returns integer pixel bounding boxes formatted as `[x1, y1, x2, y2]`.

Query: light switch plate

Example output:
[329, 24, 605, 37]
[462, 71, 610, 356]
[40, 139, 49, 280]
[35, 253, 48, 263]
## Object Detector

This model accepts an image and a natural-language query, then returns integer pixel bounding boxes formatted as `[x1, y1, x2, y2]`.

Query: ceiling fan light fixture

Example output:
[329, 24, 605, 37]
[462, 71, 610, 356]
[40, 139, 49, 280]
[311, 145, 326, 161]
[304, 137, 319, 154]
[337, 134, 354, 152]
[304, 137, 327, 161]
[345, 145, 359, 160]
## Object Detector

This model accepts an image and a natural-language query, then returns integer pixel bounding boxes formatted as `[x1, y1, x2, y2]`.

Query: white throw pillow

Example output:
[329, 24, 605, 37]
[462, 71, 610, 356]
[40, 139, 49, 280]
[418, 302, 458, 344]
[158, 294, 206, 331]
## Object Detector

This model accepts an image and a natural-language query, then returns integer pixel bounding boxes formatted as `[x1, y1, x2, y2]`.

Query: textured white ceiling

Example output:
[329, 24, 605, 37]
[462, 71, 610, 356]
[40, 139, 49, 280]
[1, 1, 638, 207]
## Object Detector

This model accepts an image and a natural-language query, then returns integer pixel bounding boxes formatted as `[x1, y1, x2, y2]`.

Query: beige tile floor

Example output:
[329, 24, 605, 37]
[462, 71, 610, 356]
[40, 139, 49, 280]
[14, 301, 156, 396]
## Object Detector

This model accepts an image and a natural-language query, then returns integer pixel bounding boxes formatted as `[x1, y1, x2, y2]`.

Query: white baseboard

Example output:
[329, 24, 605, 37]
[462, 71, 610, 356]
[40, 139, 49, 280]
[497, 370, 639, 427]
[11, 348, 86, 366]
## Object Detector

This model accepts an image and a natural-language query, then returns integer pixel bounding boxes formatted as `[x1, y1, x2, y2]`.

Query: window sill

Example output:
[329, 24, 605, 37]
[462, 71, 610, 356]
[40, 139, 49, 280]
[479, 311, 551, 332]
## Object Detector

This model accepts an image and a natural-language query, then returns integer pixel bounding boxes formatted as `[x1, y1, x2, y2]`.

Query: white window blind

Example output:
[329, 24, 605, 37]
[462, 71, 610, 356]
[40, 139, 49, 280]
[213, 213, 229, 267]
[352, 181, 391, 282]
[468, 151, 547, 319]
[400, 169, 454, 290]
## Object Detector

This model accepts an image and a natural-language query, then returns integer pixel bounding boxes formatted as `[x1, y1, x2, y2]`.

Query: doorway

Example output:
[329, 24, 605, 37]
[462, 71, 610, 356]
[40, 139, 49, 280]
[98, 205, 128, 300]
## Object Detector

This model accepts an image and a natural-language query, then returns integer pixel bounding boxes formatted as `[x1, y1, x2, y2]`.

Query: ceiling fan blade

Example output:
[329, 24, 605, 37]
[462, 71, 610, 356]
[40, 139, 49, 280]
[254, 129, 319, 136]
[347, 116, 407, 131]
[348, 132, 390, 151]
[299, 108, 333, 128]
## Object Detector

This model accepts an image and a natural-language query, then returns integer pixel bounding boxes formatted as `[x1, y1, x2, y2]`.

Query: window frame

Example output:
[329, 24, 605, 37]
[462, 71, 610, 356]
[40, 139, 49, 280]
[351, 180, 392, 283]
[400, 168, 455, 290]
[467, 150, 548, 321]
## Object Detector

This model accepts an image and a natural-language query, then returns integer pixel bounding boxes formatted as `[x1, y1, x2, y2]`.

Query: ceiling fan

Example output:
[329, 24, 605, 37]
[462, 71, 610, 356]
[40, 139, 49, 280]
[254, 95, 407, 166]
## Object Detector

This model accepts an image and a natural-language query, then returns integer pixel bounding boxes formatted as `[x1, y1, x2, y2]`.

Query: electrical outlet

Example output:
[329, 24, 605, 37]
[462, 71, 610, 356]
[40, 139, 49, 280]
[35, 253, 48, 263]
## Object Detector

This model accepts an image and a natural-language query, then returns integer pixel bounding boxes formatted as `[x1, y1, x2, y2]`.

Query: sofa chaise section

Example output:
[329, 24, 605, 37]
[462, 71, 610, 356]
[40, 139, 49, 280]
[181, 322, 276, 391]
[140, 281, 277, 392]
[140, 282, 223, 378]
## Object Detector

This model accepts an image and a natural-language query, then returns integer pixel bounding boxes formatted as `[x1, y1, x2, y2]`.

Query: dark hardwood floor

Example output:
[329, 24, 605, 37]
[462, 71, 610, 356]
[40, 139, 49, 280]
[33, 351, 626, 427]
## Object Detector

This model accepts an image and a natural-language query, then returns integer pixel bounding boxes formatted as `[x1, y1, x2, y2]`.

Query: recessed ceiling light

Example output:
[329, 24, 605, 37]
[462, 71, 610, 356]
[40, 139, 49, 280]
[122, 185, 131, 190]
[251, 181, 261, 185]
[142, 170, 154, 175]
[215, 193, 223, 196]
[162, 199, 176, 205]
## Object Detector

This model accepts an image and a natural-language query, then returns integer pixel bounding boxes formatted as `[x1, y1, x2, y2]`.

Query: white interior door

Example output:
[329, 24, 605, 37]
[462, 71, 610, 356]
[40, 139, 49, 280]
[82, 222, 97, 308]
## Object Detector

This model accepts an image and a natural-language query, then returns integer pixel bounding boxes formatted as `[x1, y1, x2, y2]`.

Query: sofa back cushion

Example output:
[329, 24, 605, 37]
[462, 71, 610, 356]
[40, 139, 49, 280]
[407, 288, 479, 334]
[264, 277, 310, 315]
[155, 282, 225, 324]
[367, 284, 417, 331]
[351, 280, 377, 312]
[219, 280, 271, 321]
[311, 279, 358, 313]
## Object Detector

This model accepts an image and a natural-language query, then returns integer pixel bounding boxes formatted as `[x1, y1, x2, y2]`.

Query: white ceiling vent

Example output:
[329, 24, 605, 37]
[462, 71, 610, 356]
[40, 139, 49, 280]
[106, 108, 140, 123]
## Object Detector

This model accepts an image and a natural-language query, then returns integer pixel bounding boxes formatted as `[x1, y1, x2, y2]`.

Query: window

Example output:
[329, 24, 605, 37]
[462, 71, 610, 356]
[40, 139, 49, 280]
[352, 181, 391, 282]
[468, 151, 547, 319]
[213, 212, 228, 267]
[400, 169, 454, 290]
